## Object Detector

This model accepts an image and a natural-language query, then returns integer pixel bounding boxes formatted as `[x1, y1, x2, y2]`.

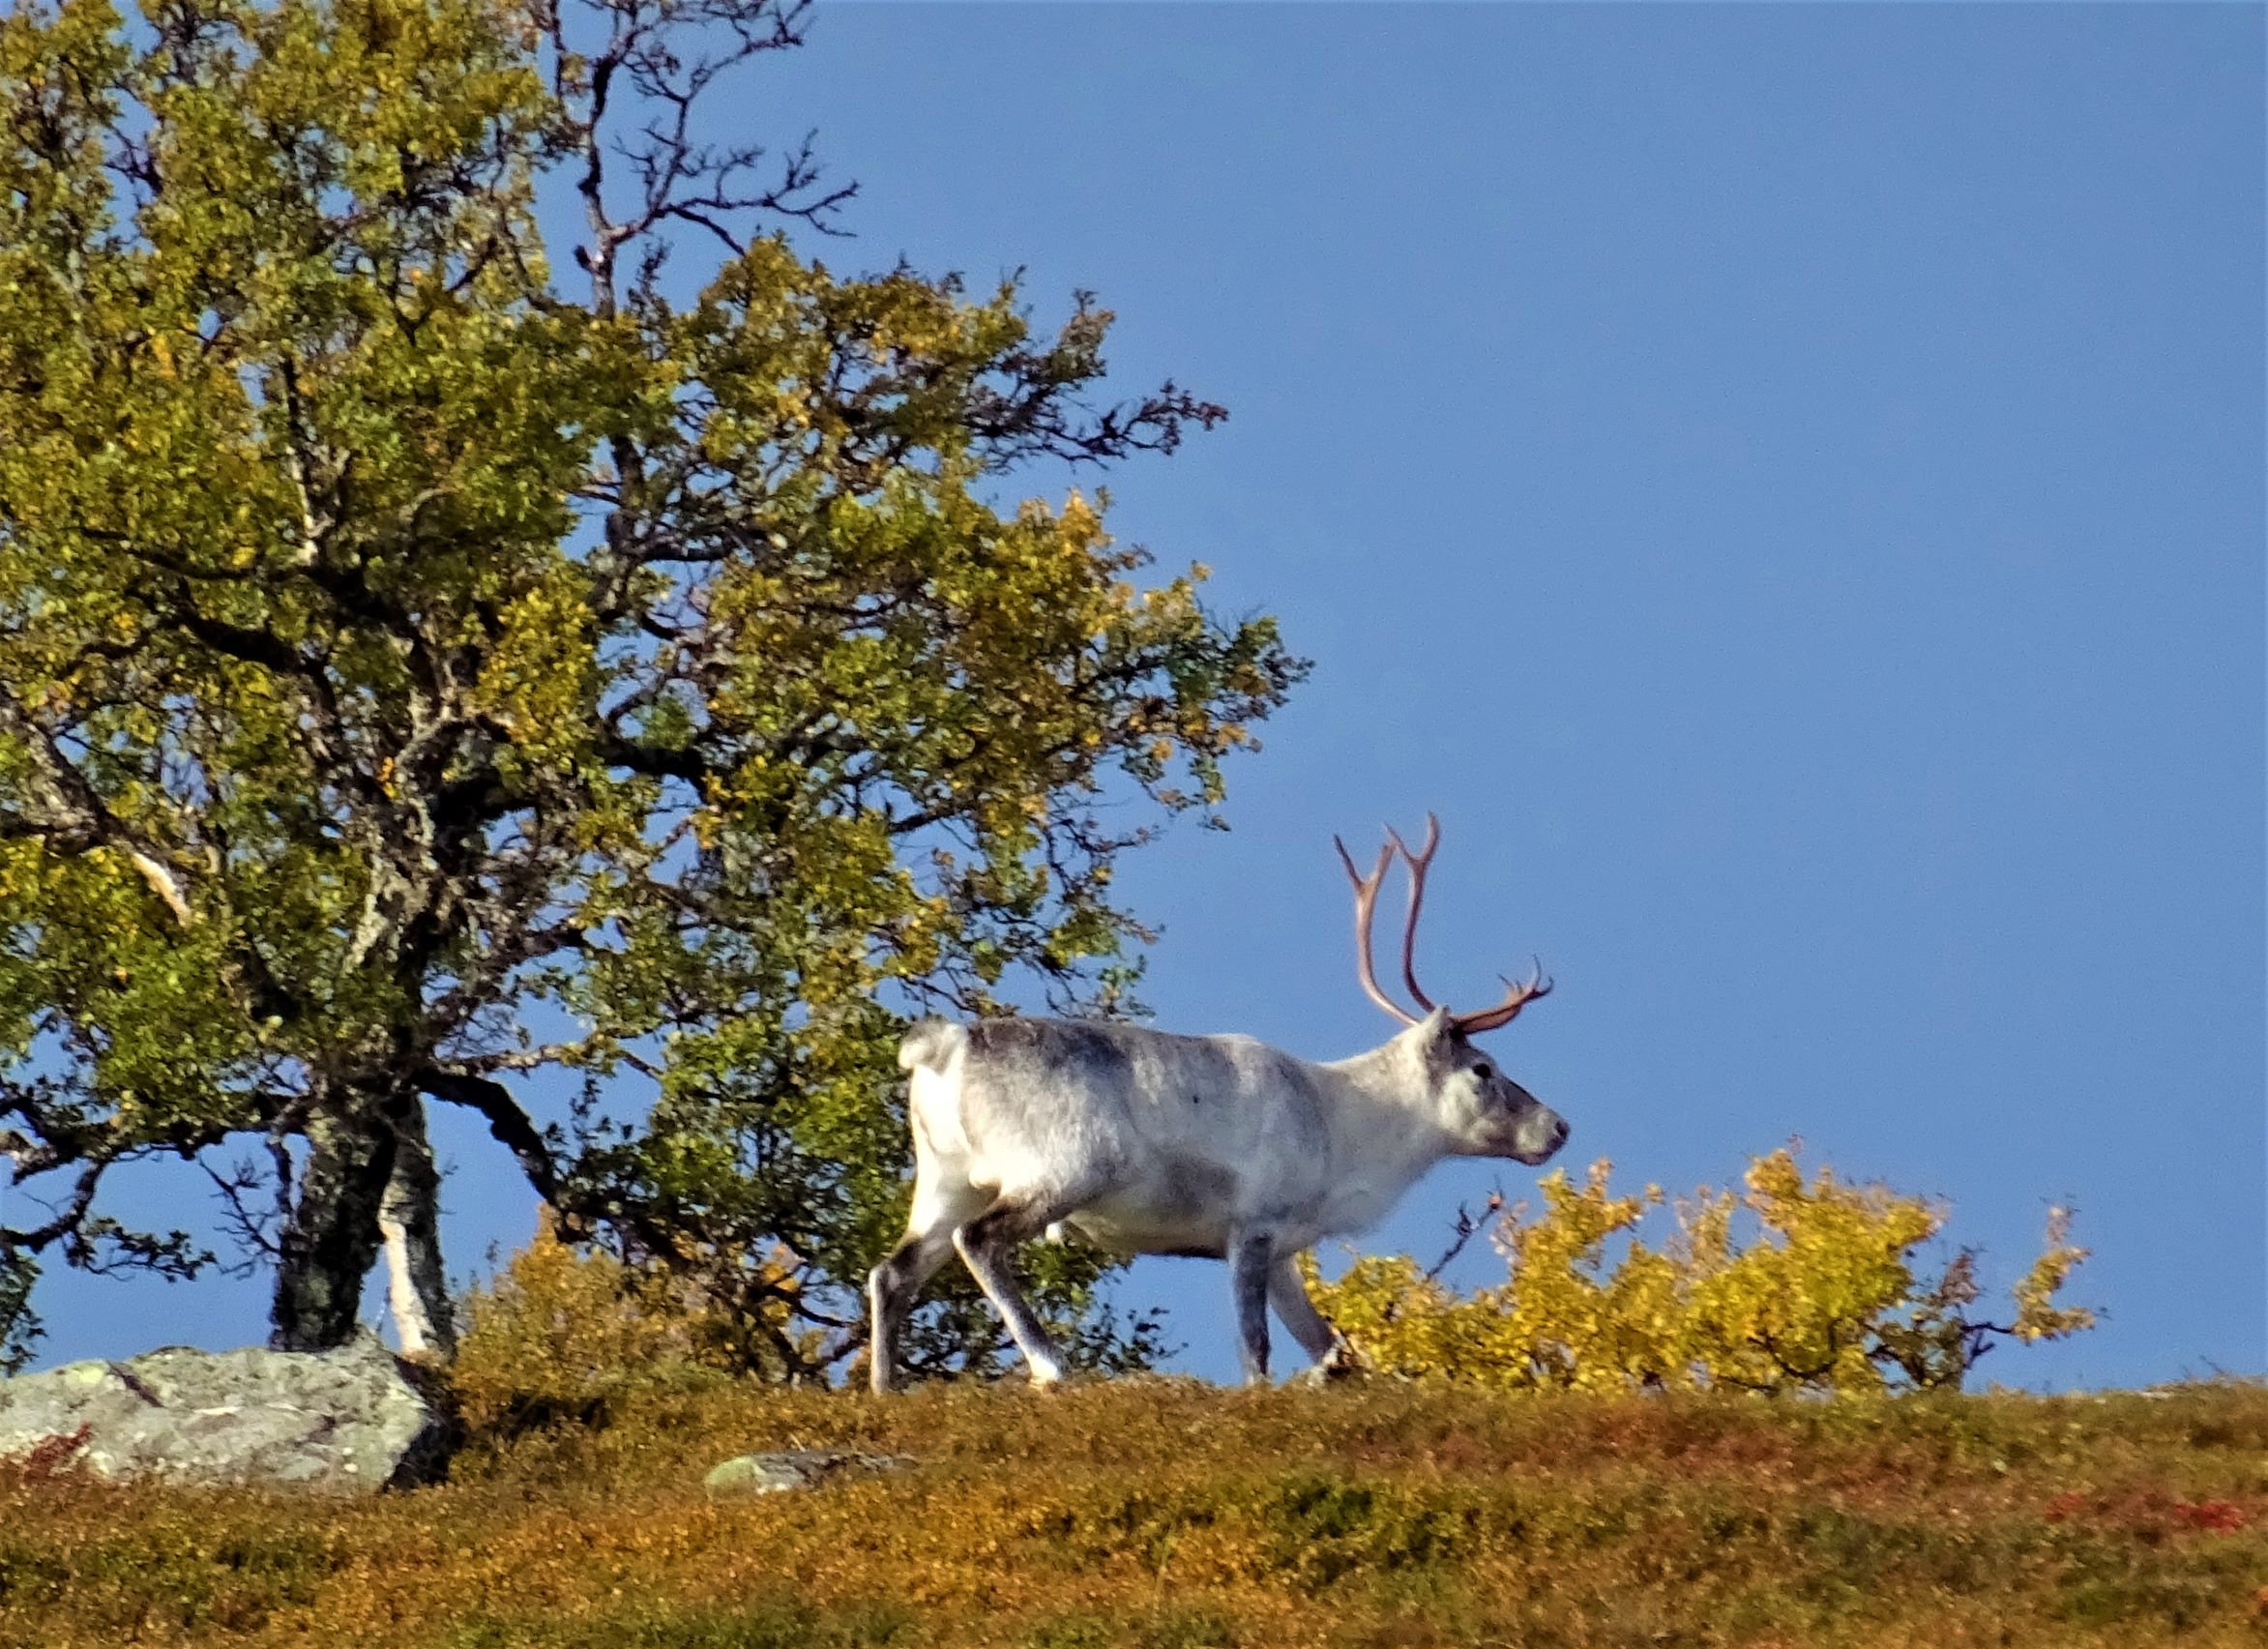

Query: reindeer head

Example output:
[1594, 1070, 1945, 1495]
[1336, 815, 1569, 1166]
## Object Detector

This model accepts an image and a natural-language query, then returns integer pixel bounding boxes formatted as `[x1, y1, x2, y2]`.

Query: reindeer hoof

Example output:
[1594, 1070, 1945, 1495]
[1294, 1345, 1365, 1387]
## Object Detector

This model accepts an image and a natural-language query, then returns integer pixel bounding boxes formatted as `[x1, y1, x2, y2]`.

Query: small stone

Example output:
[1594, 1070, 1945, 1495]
[703, 1449, 912, 1495]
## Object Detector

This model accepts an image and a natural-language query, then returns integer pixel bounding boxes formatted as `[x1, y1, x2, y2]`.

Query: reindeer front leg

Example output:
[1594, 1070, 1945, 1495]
[1227, 1226, 1275, 1384]
[1267, 1253, 1351, 1369]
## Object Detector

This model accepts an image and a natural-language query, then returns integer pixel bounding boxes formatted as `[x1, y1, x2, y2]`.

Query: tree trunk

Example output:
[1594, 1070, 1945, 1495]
[377, 1102, 457, 1359]
[270, 1088, 398, 1352]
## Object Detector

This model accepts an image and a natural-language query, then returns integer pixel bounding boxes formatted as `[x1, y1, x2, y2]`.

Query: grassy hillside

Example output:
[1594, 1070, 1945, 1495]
[4, 1376, 2265, 1648]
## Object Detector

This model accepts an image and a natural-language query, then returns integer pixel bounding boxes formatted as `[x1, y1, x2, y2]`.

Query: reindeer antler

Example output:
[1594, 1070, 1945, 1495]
[1336, 814, 1553, 1035]
[1334, 833, 1422, 1026]
[1445, 959, 1553, 1034]
[1385, 813, 1443, 1014]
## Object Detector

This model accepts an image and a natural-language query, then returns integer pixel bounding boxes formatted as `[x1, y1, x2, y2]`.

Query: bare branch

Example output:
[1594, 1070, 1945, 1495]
[417, 1066, 561, 1203]
[0, 1163, 103, 1250]
[202, 1153, 285, 1278]
[1424, 1191, 1506, 1283]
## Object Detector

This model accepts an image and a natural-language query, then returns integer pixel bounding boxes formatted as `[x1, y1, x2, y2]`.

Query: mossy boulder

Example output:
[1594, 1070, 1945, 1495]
[0, 1334, 450, 1492]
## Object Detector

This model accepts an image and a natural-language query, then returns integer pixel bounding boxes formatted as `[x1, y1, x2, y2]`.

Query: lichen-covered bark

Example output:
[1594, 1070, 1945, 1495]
[272, 1094, 399, 1354]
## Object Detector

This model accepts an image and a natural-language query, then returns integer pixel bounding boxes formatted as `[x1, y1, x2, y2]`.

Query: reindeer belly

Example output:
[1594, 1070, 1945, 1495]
[1057, 1157, 1239, 1258]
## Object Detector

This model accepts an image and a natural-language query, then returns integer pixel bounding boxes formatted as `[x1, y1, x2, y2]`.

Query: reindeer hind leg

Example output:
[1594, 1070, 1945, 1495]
[869, 1163, 990, 1395]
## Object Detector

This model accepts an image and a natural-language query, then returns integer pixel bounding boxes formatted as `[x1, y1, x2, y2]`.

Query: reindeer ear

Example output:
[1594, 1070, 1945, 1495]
[1411, 1006, 1456, 1074]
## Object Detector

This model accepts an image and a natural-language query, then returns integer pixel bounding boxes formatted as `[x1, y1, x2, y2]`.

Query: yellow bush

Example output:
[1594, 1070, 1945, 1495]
[448, 1214, 798, 1435]
[1302, 1149, 2095, 1394]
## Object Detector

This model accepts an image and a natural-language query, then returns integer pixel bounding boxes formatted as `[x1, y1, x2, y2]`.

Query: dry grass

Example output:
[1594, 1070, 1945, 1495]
[3, 1375, 2266, 1647]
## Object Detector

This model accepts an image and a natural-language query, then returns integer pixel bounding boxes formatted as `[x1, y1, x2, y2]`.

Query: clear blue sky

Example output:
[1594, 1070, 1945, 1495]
[37, 4, 2264, 1391]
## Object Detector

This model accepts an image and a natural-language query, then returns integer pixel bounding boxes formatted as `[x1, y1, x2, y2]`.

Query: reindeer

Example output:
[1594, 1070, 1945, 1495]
[867, 816, 1568, 1391]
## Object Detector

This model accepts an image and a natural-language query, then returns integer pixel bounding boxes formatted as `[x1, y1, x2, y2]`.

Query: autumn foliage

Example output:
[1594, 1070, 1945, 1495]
[1304, 1149, 2095, 1395]
[445, 1215, 747, 1437]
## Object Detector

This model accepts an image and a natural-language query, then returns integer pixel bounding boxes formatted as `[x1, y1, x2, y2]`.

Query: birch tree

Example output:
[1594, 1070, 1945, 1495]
[0, 0, 1299, 1371]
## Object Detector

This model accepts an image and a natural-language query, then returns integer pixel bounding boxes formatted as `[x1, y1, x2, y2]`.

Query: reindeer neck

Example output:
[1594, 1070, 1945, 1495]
[1297, 1035, 1458, 1235]
[1319, 1034, 1449, 1132]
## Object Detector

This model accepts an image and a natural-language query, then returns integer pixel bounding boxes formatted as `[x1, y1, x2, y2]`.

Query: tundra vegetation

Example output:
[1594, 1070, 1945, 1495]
[0, 0, 1297, 1377]
[0, 1201, 2229, 1649]
[2, 1290, 2261, 1646]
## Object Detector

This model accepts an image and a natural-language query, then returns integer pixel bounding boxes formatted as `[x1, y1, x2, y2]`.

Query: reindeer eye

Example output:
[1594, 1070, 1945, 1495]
[1472, 1063, 1493, 1080]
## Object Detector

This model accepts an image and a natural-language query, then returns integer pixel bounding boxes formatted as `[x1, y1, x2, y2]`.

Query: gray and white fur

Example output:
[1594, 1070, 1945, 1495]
[867, 1006, 1569, 1389]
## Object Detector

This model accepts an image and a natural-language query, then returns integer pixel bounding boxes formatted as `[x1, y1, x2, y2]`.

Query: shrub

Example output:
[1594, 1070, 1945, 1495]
[448, 1215, 760, 1437]
[1302, 1148, 2095, 1394]
[450, 1210, 1172, 1432]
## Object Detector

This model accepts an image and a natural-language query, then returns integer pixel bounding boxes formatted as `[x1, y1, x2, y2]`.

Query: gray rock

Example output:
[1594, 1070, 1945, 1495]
[703, 1449, 913, 1495]
[0, 1333, 451, 1492]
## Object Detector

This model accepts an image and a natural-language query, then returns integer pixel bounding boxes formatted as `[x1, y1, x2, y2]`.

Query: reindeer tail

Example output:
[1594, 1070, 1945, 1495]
[897, 1016, 969, 1074]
